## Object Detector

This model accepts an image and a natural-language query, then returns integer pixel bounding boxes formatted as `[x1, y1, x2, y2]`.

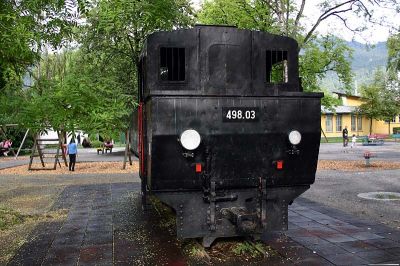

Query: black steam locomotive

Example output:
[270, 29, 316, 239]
[132, 25, 322, 247]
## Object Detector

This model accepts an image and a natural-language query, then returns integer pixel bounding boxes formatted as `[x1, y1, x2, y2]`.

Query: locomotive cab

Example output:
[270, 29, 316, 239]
[132, 25, 323, 247]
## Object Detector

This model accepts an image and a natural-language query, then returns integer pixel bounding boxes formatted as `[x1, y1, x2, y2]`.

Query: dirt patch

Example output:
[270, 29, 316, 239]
[318, 160, 400, 171]
[0, 161, 139, 175]
[0, 156, 29, 161]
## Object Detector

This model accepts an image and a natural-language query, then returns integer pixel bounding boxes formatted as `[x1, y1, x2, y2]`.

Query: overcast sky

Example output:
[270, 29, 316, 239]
[190, 0, 400, 44]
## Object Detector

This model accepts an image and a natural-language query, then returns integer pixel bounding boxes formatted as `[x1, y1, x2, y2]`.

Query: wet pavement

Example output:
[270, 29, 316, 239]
[4, 178, 399, 265]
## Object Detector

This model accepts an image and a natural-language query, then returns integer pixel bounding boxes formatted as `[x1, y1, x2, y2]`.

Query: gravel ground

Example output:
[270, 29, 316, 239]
[0, 161, 138, 175]
[311, 142, 400, 230]
[318, 142, 400, 161]
[0, 148, 132, 170]
[301, 169, 400, 230]
[318, 160, 400, 171]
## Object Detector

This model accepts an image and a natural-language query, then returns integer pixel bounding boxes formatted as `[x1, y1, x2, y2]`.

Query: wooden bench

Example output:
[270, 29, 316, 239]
[392, 134, 400, 142]
[362, 134, 387, 146]
[103, 141, 113, 154]
[370, 134, 389, 139]
[104, 146, 113, 153]
[97, 147, 104, 154]
[96, 144, 113, 154]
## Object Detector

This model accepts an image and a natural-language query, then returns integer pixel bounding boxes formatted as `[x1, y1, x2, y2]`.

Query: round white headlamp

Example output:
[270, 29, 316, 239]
[288, 130, 302, 145]
[180, 129, 201, 150]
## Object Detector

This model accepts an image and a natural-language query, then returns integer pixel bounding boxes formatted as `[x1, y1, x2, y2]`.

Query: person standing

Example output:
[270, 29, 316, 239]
[342, 126, 348, 147]
[67, 138, 78, 171]
[77, 134, 81, 145]
[351, 134, 357, 148]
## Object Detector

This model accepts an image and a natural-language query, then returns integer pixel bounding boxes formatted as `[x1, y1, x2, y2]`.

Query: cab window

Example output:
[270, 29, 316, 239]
[266, 50, 288, 84]
[159, 47, 185, 81]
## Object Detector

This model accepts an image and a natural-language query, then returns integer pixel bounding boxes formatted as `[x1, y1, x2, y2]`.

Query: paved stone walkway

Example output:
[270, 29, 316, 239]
[6, 178, 400, 265]
[7, 182, 185, 265]
[263, 198, 400, 265]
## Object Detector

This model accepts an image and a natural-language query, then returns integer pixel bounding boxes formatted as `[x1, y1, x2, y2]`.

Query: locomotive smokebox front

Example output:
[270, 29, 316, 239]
[132, 25, 323, 246]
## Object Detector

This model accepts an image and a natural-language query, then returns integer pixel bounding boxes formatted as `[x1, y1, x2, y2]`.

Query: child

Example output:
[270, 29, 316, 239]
[1, 139, 12, 156]
[351, 134, 357, 148]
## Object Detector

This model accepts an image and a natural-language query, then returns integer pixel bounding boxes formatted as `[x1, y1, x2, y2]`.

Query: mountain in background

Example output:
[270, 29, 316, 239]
[320, 41, 387, 93]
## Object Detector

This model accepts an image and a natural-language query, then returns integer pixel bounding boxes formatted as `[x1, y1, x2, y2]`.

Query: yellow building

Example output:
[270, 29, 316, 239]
[321, 93, 400, 138]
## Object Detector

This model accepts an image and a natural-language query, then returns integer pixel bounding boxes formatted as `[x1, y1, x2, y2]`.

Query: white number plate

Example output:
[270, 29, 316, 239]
[222, 107, 259, 122]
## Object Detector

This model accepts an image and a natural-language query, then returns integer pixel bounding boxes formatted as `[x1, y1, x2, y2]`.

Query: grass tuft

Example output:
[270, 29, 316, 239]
[232, 241, 263, 258]
[0, 208, 25, 230]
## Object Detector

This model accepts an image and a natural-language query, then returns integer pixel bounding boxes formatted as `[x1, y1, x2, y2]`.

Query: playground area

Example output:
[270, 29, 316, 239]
[0, 161, 138, 175]
[0, 147, 129, 170]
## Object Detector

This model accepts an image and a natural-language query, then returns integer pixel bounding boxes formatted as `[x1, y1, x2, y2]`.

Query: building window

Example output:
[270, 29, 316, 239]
[266, 50, 288, 84]
[159, 47, 185, 81]
[357, 115, 362, 131]
[336, 114, 342, 132]
[351, 114, 356, 131]
[326, 115, 333, 132]
[392, 116, 396, 123]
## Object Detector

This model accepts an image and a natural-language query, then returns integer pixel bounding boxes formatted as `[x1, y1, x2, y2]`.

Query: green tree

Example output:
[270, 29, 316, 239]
[198, 0, 354, 109]
[380, 86, 400, 135]
[357, 70, 385, 134]
[199, 0, 277, 32]
[1, 0, 194, 138]
[387, 33, 400, 81]
[0, 0, 86, 131]
[73, 0, 195, 136]
[299, 35, 353, 93]
[14, 51, 83, 132]
[252, 1, 400, 47]
[357, 69, 400, 134]
[0, 0, 84, 91]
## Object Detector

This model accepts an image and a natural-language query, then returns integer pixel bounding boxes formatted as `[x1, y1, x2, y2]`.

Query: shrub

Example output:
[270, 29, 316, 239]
[91, 140, 103, 148]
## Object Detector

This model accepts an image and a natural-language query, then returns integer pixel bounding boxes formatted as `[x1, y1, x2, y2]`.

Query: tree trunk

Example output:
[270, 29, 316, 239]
[122, 129, 130, 170]
[58, 130, 68, 167]
[369, 118, 373, 135]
